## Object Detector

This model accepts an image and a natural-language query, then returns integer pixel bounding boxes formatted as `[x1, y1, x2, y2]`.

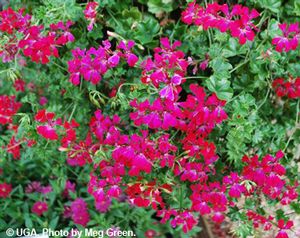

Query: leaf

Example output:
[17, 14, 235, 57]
[147, 0, 174, 14]
[49, 216, 59, 230]
[206, 76, 233, 101]
[24, 213, 33, 228]
[134, 16, 160, 44]
[122, 7, 142, 20]
[210, 57, 233, 79]
[258, 0, 281, 13]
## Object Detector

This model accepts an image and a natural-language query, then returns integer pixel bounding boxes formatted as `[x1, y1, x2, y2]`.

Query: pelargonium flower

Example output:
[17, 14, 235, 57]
[31, 201, 48, 216]
[25, 181, 52, 194]
[272, 23, 299, 52]
[68, 40, 137, 85]
[170, 211, 198, 233]
[276, 219, 293, 238]
[117, 40, 139, 67]
[35, 109, 62, 140]
[39, 97, 48, 106]
[84, 2, 98, 31]
[272, 77, 300, 99]
[0, 183, 12, 198]
[13, 79, 26, 92]
[6, 136, 21, 159]
[140, 37, 188, 101]
[181, 2, 260, 45]
[70, 198, 90, 227]
[0, 8, 31, 34]
[0, 95, 22, 125]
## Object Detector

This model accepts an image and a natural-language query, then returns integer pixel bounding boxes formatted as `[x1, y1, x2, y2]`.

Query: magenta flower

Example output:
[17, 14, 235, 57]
[272, 23, 299, 52]
[32, 201, 48, 216]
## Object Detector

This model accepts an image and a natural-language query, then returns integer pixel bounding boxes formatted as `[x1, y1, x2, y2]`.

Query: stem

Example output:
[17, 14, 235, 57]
[52, 61, 68, 72]
[68, 104, 77, 122]
[184, 76, 209, 80]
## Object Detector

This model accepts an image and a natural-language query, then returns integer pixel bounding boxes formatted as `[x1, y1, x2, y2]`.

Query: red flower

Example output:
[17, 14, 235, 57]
[181, 2, 260, 45]
[276, 219, 293, 238]
[35, 109, 62, 140]
[31, 201, 48, 216]
[0, 95, 22, 125]
[13, 79, 26, 92]
[272, 77, 300, 99]
[0, 183, 12, 198]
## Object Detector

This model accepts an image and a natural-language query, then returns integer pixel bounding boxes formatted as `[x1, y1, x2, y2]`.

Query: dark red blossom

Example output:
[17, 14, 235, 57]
[13, 79, 26, 92]
[272, 77, 300, 99]
[0, 183, 12, 198]
[0, 95, 22, 125]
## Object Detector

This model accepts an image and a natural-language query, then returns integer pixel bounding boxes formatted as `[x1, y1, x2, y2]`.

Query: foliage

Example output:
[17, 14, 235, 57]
[0, 0, 300, 238]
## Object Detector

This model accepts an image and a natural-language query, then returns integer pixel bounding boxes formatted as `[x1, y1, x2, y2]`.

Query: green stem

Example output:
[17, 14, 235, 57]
[68, 104, 77, 122]
[184, 76, 209, 79]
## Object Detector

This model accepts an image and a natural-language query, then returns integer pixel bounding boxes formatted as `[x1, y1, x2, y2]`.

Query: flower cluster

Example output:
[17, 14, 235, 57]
[34, 109, 79, 144]
[140, 38, 188, 101]
[67, 198, 90, 227]
[0, 8, 74, 64]
[247, 211, 295, 238]
[67, 40, 138, 85]
[0, 95, 22, 125]
[181, 2, 260, 44]
[272, 23, 300, 52]
[25, 181, 52, 194]
[5, 124, 36, 160]
[84, 2, 99, 31]
[272, 77, 300, 99]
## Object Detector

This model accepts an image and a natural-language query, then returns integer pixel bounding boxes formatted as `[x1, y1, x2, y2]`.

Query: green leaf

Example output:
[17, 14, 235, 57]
[49, 216, 59, 230]
[24, 213, 33, 228]
[206, 76, 233, 101]
[134, 16, 160, 45]
[258, 0, 281, 13]
[210, 57, 233, 79]
[147, 0, 174, 14]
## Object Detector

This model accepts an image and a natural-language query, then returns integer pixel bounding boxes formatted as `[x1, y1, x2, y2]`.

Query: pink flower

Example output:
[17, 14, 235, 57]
[39, 97, 48, 106]
[181, 2, 260, 45]
[117, 40, 139, 67]
[71, 198, 90, 227]
[32, 201, 48, 216]
[62, 180, 76, 198]
[212, 212, 225, 223]
[272, 23, 299, 52]
[84, 2, 98, 31]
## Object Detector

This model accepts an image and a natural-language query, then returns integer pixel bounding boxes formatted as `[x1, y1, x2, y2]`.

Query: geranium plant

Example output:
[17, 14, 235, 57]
[0, 0, 299, 238]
